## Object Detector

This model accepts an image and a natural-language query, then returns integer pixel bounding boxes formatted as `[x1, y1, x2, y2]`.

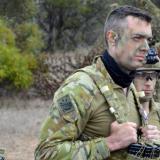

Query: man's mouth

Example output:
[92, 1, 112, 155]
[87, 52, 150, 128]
[144, 90, 152, 94]
[134, 55, 145, 61]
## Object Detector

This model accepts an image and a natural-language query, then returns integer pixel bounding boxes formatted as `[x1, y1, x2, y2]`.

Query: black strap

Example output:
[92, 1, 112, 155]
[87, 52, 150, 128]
[128, 143, 160, 158]
[77, 68, 126, 123]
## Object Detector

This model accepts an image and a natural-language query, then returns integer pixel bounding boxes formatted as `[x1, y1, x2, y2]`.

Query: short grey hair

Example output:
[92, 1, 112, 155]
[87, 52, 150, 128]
[104, 5, 152, 48]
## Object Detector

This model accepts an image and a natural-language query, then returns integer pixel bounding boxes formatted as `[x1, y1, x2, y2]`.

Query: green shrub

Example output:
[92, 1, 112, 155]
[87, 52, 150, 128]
[0, 44, 34, 88]
[14, 22, 44, 55]
[0, 18, 15, 47]
[0, 18, 39, 89]
[23, 53, 37, 70]
[0, 18, 37, 89]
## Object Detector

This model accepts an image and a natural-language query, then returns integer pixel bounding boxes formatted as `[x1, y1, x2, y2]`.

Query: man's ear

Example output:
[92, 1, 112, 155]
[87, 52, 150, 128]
[106, 31, 118, 46]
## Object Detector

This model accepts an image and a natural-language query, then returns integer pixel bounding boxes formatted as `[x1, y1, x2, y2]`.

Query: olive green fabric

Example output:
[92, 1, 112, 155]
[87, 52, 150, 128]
[136, 61, 160, 72]
[35, 57, 160, 160]
[154, 80, 160, 102]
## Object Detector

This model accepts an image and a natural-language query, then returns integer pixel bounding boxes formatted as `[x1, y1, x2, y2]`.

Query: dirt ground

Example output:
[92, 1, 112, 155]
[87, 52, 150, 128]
[0, 97, 52, 160]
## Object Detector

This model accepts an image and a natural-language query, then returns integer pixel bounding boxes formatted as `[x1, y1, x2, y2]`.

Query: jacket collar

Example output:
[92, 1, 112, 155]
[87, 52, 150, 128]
[93, 56, 127, 89]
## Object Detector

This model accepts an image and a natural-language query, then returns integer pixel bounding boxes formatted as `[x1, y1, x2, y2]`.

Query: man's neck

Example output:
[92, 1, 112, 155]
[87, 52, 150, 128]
[141, 101, 150, 115]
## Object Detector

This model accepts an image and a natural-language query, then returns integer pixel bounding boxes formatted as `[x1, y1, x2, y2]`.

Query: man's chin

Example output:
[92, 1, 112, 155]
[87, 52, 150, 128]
[124, 63, 144, 71]
[139, 96, 152, 103]
[129, 65, 141, 71]
[137, 63, 145, 68]
[134, 57, 146, 64]
[134, 60, 146, 69]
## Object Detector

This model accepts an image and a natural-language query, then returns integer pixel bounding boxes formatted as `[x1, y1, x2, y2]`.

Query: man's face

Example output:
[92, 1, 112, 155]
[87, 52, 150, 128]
[111, 16, 152, 71]
[134, 71, 158, 99]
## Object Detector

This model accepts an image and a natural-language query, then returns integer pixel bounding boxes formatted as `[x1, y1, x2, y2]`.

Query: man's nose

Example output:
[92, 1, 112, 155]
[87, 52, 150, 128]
[146, 76, 152, 81]
[140, 40, 150, 52]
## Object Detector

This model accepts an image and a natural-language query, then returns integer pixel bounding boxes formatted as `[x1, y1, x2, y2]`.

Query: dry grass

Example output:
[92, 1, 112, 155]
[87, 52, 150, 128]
[0, 97, 52, 160]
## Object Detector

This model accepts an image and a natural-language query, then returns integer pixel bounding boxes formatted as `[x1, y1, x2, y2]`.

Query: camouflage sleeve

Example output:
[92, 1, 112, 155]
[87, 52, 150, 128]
[35, 72, 110, 160]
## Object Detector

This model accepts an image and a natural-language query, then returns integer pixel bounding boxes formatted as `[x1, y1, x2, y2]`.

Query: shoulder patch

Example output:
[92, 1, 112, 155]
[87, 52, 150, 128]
[57, 95, 74, 113]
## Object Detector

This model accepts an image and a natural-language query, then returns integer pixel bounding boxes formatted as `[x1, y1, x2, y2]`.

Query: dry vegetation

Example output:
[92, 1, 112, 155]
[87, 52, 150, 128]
[0, 97, 52, 160]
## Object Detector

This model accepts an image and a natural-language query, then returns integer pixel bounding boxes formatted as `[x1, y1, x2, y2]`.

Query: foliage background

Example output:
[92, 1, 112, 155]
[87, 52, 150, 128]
[0, 0, 159, 98]
[0, 1, 159, 159]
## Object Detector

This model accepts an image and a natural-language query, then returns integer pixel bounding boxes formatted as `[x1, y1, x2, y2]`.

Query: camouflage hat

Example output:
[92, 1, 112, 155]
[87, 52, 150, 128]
[136, 61, 160, 72]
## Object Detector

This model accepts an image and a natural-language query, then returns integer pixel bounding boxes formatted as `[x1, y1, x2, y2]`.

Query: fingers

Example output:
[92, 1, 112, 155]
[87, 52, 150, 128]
[146, 125, 157, 130]
[126, 122, 138, 129]
[111, 121, 137, 129]
[141, 125, 160, 140]
[109, 121, 138, 150]
[111, 122, 160, 144]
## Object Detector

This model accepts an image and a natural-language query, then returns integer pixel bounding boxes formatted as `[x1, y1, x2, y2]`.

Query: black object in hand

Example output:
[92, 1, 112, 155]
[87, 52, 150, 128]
[127, 143, 160, 158]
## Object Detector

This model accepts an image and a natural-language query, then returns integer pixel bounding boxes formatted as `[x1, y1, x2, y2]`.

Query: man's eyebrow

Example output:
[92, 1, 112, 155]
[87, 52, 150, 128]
[132, 33, 153, 39]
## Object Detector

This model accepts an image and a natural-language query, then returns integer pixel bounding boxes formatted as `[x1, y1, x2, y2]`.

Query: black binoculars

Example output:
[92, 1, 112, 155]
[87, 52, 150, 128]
[146, 48, 159, 64]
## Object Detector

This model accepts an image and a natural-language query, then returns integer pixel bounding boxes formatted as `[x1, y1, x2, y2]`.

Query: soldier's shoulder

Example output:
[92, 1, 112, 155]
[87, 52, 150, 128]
[58, 65, 97, 93]
[52, 65, 100, 111]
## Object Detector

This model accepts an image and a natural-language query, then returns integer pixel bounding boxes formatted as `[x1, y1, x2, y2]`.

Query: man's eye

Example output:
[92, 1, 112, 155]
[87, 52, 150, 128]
[135, 73, 143, 77]
[133, 37, 141, 41]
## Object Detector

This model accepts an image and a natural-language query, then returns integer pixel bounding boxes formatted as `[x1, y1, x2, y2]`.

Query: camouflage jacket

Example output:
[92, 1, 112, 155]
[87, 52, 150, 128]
[35, 57, 160, 160]
[154, 80, 160, 102]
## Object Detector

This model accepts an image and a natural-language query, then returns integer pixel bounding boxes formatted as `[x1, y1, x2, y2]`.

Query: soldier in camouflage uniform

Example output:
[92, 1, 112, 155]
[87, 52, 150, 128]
[35, 6, 160, 160]
[133, 62, 160, 155]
